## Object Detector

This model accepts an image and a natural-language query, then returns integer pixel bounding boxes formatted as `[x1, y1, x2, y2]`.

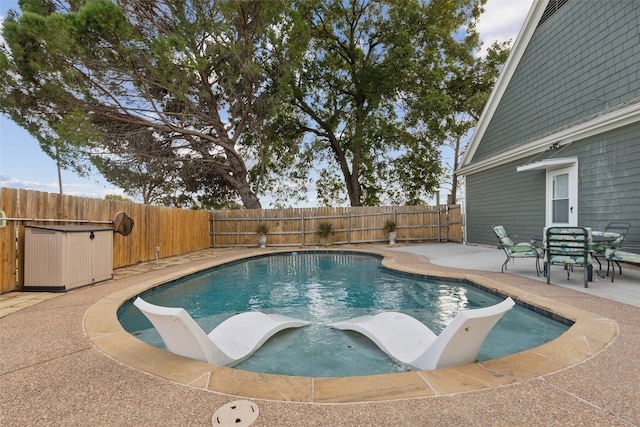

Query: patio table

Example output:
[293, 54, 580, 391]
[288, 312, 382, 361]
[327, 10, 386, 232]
[530, 232, 616, 281]
[530, 234, 616, 244]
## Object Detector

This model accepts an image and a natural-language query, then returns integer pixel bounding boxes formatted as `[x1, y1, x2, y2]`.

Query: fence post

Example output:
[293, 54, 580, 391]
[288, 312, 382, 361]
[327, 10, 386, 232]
[211, 216, 216, 248]
[301, 213, 305, 246]
[445, 205, 450, 242]
[347, 212, 351, 244]
[438, 206, 442, 242]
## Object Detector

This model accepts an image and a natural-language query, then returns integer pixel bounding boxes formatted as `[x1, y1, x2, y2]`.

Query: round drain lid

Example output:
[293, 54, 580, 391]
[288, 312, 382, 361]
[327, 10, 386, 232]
[212, 400, 259, 426]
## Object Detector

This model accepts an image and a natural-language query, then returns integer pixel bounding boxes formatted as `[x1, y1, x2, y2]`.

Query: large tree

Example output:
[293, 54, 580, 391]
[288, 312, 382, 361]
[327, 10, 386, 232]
[0, 0, 307, 208]
[281, 0, 489, 206]
[440, 40, 510, 205]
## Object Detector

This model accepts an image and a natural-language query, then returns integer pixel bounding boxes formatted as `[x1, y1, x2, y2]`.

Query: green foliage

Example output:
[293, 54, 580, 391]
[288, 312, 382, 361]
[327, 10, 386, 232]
[383, 220, 397, 233]
[316, 222, 334, 238]
[1, 0, 507, 208]
[255, 223, 269, 235]
[436, 39, 511, 204]
[105, 194, 133, 203]
[0, 0, 306, 209]
[277, 0, 493, 206]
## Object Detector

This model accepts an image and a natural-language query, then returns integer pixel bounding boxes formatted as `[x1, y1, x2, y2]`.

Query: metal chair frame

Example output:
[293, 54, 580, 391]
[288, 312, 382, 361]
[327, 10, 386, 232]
[492, 225, 541, 276]
[544, 227, 593, 288]
[593, 222, 630, 276]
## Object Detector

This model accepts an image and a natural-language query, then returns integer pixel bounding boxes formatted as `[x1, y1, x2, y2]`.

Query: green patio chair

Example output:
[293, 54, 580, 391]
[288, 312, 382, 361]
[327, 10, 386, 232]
[593, 222, 630, 276]
[492, 225, 542, 275]
[544, 227, 593, 288]
[606, 248, 640, 282]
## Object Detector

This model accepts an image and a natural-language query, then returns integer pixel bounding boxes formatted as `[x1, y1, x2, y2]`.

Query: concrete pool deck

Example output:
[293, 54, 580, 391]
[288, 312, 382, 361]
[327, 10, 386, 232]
[1, 243, 639, 425]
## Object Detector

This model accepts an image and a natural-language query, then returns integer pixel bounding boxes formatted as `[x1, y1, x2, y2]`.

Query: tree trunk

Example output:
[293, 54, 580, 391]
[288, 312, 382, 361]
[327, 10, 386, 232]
[326, 129, 362, 207]
[347, 107, 365, 207]
[55, 145, 63, 195]
[221, 143, 262, 209]
[450, 171, 458, 205]
[346, 171, 362, 206]
[450, 135, 462, 205]
[236, 184, 262, 209]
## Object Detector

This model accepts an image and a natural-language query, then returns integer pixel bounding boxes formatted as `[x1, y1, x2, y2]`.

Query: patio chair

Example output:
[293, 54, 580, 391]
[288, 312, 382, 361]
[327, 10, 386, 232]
[593, 222, 630, 276]
[544, 227, 593, 288]
[133, 297, 310, 366]
[606, 248, 640, 282]
[329, 297, 515, 370]
[492, 225, 542, 275]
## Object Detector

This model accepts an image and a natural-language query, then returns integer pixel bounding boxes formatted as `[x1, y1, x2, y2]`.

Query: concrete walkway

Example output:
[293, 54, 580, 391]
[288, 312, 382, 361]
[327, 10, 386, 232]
[1, 244, 639, 426]
[392, 243, 640, 307]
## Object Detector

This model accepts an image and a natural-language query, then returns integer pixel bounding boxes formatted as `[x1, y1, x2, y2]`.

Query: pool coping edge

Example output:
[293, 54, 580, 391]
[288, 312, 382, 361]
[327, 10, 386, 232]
[84, 247, 619, 404]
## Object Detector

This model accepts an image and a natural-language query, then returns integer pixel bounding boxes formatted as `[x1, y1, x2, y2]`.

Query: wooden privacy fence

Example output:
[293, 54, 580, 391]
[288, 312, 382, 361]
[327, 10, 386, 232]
[0, 187, 210, 294]
[0, 186, 462, 294]
[211, 205, 462, 247]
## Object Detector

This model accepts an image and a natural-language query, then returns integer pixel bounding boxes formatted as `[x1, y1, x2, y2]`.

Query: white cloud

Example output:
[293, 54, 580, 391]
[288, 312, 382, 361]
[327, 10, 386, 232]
[0, 175, 127, 200]
[477, 0, 535, 54]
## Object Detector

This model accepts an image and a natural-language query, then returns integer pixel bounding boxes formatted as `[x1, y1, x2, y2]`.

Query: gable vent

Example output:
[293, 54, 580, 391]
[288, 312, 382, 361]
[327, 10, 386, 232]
[537, 0, 569, 27]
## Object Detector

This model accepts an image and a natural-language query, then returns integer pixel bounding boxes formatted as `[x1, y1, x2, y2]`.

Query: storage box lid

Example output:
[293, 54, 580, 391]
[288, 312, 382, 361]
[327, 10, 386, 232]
[26, 225, 113, 232]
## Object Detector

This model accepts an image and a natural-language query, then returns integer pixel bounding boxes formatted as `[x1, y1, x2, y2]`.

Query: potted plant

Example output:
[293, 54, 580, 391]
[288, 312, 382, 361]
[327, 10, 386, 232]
[317, 222, 334, 246]
[256, 223, 269, 248]
[384, 219, 397, 245]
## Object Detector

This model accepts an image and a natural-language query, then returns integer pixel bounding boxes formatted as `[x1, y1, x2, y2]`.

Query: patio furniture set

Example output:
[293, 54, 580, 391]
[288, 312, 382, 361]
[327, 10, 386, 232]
[492, 223, 638, 288]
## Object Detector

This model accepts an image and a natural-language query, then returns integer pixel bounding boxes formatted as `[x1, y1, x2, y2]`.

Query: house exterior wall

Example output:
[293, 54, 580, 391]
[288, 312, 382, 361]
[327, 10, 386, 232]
[466, 158, 546, 246]
[472, 0, 640, 162]
[466, 122, 640, 249]
[578, 122, 640, 248]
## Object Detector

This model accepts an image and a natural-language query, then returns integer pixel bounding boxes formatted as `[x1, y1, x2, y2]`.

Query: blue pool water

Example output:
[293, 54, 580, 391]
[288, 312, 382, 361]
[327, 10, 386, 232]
[118, 252, 569, 377]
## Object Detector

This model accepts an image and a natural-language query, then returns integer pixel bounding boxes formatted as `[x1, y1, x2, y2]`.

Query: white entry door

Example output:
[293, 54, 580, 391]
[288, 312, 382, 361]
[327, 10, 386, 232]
[546, 165, 578, 226]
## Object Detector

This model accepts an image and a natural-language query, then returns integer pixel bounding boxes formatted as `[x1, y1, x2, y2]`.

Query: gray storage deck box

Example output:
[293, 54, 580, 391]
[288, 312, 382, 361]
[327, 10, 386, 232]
[24, 225, 113, 291]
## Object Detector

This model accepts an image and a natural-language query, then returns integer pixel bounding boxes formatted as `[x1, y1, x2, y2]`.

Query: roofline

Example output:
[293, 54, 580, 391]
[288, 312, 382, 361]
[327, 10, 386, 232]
[460, 0, 549, 167]
[457, 100, 640, 175]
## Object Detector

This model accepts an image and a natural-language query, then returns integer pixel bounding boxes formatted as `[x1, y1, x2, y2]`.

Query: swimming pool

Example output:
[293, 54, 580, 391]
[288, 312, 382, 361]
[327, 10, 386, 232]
[118, 252, 569, 377]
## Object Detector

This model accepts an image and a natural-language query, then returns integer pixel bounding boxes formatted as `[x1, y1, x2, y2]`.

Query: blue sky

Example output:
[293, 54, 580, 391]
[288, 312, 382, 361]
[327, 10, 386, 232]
[0, 0, 534, 205]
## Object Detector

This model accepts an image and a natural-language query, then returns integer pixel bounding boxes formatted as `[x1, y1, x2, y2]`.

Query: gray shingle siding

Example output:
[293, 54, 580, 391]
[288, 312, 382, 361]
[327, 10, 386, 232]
[578, 122, 640, 249]
[472, 0, 640, 161]
[466, 159, 545, 246]
[466, 122, 640, 249]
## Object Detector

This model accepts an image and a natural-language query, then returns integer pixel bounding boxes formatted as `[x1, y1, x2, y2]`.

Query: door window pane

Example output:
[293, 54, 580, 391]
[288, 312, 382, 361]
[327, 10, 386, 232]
[552, 174, 569, 223]
[553, 199, 569, 223]
[553, 174, 568, 199]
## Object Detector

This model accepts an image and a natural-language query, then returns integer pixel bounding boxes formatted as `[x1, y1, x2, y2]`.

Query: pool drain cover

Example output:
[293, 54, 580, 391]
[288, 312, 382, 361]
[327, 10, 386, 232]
[212, 400, 259, 426]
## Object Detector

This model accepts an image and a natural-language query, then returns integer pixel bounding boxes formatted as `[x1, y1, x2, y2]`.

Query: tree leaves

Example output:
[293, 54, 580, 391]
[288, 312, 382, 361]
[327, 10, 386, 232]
[1, 0, 507, 208]
[1, 0, 310, 208]
[278, 0, 493, 206]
